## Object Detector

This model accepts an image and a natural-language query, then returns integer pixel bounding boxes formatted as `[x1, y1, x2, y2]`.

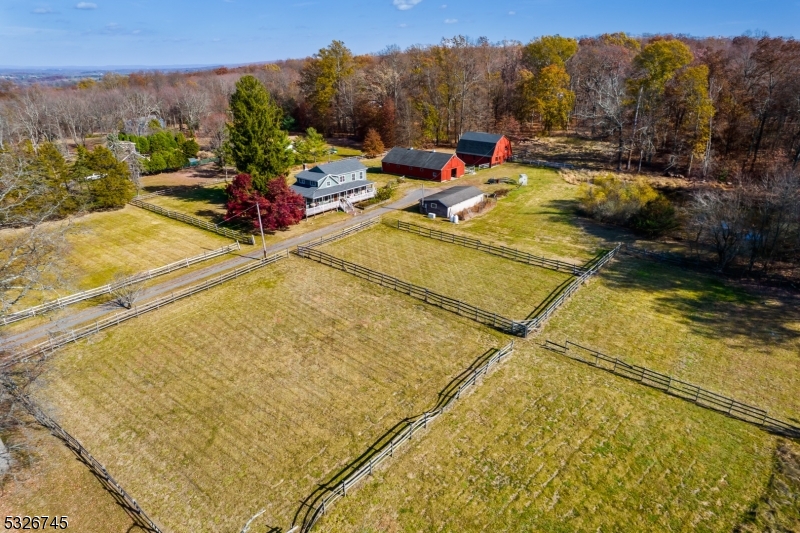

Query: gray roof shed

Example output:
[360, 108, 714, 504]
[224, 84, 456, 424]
[422, 185, 484, 207]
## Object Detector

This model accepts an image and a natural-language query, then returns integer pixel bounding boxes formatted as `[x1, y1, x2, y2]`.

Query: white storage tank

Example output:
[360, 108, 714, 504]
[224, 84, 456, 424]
[450, 214, 459, 224]
[519, 174, 528, 186]
[428, 213, 436, 219]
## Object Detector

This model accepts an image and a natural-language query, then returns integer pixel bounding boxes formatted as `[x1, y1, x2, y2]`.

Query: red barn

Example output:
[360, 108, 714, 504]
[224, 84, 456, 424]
[381, 147, 465, 181]
[455, 132, 513, 167]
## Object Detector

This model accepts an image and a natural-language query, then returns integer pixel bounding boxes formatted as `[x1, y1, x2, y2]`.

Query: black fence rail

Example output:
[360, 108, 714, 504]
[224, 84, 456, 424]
[303, 217, 380, 249]
[294, 341, 515, 532]
[1, 378, 162, 532]
[0, 251, 288, 371]
[295, 246, 527, 336]
[522, 245, 621, 335]
[544, 339, 800, 439]
[396, 220, 586, 275]
[129, 198, 255, 244]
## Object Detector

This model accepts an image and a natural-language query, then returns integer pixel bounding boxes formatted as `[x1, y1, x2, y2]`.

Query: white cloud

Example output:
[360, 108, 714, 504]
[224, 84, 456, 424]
[508, 10, 516, 15]
[33, 7, 53, 14]
[393, 0, 422, 10]
[441, 4, 447, 7]
[444, 18, 457, 23]
[398, 23, 408, 27]
[75, 2, 97, 9]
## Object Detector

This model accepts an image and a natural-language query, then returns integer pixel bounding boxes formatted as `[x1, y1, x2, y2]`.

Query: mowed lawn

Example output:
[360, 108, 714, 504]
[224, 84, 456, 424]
[542, 257, 800, 421]
[393, 164, 629, 264]
[321, 224, 574, 319]
[65, 206, 233, 289]
[25, 256, 506, 532]
[0, 205, 233, 313]
[0, 427, 137, 532]
[145, 183, 229, 221]
[316, 342, 776, 533]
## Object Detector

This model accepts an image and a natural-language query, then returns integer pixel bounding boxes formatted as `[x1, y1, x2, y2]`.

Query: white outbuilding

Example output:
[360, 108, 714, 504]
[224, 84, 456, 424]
[420, 186, 485, 218]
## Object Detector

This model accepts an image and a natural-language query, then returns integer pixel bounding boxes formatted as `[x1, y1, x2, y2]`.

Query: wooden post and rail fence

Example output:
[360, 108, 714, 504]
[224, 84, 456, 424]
[293, 341, 515, 533]
[0, 250, 288, 372]
[521, 245, 621, 335]
[1, 377, 163, 532]
[395, 220, 587, 275]
[129, 198, 255, 244]
[544, 339, 800, 439]
[295, 246, 527, 336]
[1, 242, 241, 326]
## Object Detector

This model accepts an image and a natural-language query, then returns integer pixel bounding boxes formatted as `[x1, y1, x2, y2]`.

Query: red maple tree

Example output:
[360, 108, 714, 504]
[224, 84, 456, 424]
[225, 173, 305, 231]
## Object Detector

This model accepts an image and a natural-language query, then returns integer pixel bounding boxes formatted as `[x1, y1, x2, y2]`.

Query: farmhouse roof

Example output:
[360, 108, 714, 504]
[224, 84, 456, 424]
[456, 132, 505, 156]
[290, 179, 375, 200]
[382, 147, 460, 170]
[422, 185, 484, 207]
[307, 159, 367, 175]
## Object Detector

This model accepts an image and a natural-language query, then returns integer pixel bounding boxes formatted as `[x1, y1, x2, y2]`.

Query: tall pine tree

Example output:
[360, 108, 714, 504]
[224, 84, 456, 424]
[226, 75, 292, 192]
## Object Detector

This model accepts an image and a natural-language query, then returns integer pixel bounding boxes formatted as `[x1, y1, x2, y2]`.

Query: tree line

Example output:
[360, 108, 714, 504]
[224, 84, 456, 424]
[1, 33, 798, 179]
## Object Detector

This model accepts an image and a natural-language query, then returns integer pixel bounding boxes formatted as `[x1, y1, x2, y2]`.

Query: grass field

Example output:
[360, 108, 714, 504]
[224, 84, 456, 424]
[145, 183, 229, 221]
[5, 160, 799, 532]
[16, 256, 505, 532]
[0, 427, 138, 532]
[316, 341, 776, 533]
[541, 257, 800, 421]
[0, 206, 233, 315]
[391, 164, 629, 263]
[321, 224, 573, 319]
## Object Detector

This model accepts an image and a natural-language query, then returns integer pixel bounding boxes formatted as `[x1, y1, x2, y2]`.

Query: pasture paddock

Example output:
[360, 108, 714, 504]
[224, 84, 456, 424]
[320, 224, 573, 319]
[21, 257, 504, 532]
[314, 342, 776, 533]
[0, 206, 232, 316]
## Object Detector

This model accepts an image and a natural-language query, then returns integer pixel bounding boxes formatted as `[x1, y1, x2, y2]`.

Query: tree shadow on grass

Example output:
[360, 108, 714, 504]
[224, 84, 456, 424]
[598, 258, 800, 348]
[541, 198, 637, 247]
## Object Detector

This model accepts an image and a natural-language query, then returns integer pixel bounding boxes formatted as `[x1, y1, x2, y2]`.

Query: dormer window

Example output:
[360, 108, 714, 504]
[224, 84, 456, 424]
[339, 175, 346, 183]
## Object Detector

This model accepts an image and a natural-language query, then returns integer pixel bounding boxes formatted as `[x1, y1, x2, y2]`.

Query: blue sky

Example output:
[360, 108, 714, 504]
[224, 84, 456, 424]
[0, 0, 796, 68]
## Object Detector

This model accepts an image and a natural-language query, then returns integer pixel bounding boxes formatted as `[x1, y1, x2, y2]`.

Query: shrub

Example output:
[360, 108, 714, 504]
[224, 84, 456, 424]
[631, 195, 679, 236]
[579, 174, 676, 236]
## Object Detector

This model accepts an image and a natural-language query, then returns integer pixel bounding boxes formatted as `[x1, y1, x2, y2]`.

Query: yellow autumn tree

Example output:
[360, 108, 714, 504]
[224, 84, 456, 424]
[671, 65, 715, 174]
[518, 64, 575, 133]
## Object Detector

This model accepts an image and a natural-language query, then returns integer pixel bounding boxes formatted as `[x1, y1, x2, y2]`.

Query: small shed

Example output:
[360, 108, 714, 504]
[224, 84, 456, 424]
[455, 132, 513, 167]
[420, 186, 485, 218]
[381, 147, 465, 181]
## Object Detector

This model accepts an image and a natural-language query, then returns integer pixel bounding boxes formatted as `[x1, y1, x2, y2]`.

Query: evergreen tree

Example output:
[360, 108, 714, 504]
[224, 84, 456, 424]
[226, 75, 292, 193]
[71, 146, 135, 209]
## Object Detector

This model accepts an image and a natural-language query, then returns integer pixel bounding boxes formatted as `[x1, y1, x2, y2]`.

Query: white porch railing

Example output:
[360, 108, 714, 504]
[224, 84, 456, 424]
[304, 187, 376, 217]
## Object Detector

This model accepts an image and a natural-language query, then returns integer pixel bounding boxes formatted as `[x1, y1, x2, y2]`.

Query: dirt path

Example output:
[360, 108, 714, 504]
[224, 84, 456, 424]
[0, 189, 426, 352]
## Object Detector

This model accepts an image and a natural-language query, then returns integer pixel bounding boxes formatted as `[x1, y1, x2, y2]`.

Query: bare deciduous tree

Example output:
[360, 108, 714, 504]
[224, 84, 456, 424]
[109, 272, 145, 309]
[0, 153, 70, 315]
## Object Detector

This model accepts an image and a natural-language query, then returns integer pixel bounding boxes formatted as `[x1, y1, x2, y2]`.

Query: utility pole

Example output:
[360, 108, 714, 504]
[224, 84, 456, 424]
[256, 202, 268, 259]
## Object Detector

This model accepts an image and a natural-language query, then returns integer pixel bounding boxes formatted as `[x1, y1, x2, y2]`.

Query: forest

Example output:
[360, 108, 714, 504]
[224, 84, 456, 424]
[1, 33, 798, 178]
[0, 32, 799, 278]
